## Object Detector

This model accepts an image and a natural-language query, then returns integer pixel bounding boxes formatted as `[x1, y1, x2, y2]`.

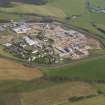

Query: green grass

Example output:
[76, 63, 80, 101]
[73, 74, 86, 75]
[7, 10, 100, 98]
[0, 79, 58, 105]
[44, 55, 105, 81]
[48, 0, 86, 16]
[0, 79, 58, 93]
[20, 81, 96, 105]
[94, 83, 105, 93]
[0, 46, 13, 57]
[0, 92, 20, 105]
[0, 2, 65, 19]
[90, 0, 105, 8]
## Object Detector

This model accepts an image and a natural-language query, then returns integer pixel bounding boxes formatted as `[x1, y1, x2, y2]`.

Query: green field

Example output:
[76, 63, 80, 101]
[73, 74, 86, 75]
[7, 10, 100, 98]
[0, 80, 98, 105]
[90, 0, 105, 8]
[44, 55, 105, 80]
[0, 78, 105, 105]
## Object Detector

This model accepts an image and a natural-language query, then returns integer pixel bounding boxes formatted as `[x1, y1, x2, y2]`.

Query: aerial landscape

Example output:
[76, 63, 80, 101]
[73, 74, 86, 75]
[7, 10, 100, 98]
[0, 0, 105, 105]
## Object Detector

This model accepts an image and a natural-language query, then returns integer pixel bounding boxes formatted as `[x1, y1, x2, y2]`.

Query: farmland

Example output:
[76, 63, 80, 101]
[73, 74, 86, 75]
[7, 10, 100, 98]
[63, 96, 105, 105]
[0, 58, 43, 80]
[0, 0, 105, 105]
[0, 81, 98, 105]
[44, 55, 105, 81]
[20, 82, 96, 105]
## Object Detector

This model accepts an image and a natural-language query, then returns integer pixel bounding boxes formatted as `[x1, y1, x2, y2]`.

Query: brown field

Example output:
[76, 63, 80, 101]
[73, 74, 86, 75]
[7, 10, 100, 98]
[64, 96, 105, 105]
[0, 58, 43, 80]
[87, 36, 102, 49]
[20, 82, 97, 105]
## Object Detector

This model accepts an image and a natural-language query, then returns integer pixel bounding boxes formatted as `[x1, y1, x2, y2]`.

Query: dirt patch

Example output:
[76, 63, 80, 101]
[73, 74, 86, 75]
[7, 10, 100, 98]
[0, 58, 43, 80]
[87, 37, 101, 49]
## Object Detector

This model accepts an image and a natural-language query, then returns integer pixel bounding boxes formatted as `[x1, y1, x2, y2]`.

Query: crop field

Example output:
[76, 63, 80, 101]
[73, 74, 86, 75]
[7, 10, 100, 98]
[0, 81, 97, 105]
[20, 81, 96, 105]
[0, 79, 105, 105]
[63, 96, 105, 105]
[0, 58, 43, 80]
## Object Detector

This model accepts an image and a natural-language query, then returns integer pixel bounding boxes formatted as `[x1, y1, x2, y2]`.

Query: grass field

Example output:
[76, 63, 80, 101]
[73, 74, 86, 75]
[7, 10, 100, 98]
[0, 79, 105, 105]
[20, 81, 96, 105]
[44, 55, 105, 81]
[0, 2, 65, 20]
[90, 0, 105, 8]
[0, 81, 97, 105]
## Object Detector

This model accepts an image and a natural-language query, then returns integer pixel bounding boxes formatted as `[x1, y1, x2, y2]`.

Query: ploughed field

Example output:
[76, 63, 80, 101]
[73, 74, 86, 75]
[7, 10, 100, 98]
[0, 58, 43, 80]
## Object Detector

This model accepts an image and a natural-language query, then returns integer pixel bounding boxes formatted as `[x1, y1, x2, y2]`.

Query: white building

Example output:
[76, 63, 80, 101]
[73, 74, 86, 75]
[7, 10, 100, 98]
[23, 36, 35, 46]
[12, 25, 31, 34]
[3, 43, 12, 47]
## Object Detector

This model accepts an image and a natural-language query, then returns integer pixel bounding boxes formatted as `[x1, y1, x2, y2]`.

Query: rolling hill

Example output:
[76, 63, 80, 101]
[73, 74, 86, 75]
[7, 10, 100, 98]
[0, 0, 105, 105]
